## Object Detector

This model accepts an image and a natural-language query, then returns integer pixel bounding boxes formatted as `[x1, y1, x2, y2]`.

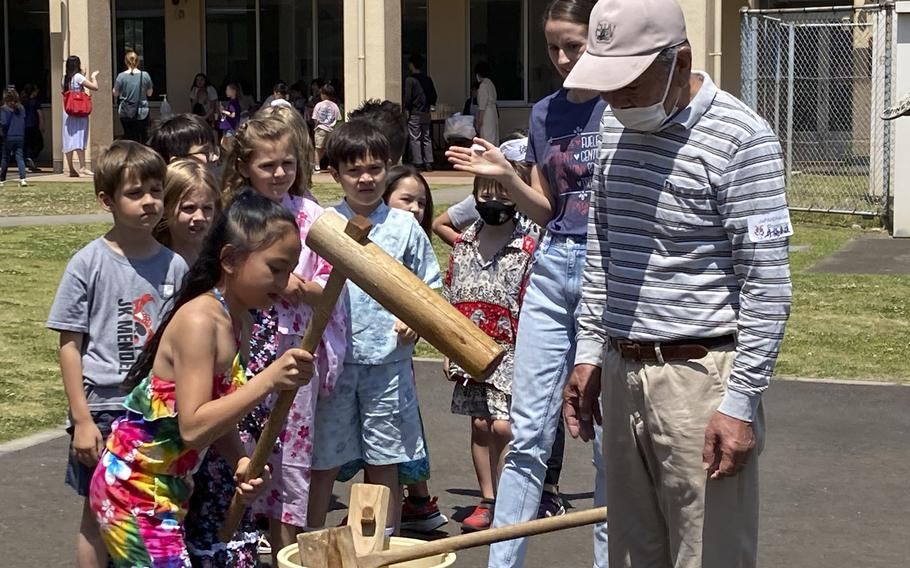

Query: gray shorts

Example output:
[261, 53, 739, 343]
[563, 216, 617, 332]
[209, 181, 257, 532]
[312, 360, 426, 470]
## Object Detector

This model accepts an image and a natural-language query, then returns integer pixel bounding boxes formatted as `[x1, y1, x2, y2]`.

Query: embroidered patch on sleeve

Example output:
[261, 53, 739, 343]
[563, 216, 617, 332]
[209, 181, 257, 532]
[746, 211, 794, 242]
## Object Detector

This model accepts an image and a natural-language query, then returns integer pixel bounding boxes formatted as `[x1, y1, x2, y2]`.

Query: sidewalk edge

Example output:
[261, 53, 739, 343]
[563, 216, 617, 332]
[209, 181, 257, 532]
[0, 426, 66, 456]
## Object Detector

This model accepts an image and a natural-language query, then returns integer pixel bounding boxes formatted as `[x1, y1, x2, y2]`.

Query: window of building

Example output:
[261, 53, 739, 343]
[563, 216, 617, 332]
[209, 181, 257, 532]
[402, 0, 428, 77]
[260, 0, 314, 97]
[527, 0, 562, 102]
[114, 0, 167, 98]
[5, 0, 51, 98]
[206, 0, 257, 101]
[316, 0, 344, 97]
[468, 0, 577, 105]
[470, 0, 525, 102]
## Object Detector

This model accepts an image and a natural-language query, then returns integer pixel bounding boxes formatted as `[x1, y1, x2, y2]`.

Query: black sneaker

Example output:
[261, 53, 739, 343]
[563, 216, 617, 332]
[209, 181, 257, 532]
[537, 490, 566, 519]
[401, 496, 448, 533]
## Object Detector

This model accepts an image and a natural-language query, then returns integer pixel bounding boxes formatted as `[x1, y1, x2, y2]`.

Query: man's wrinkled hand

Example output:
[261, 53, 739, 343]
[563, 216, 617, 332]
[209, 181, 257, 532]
[563, 364, 602, 442]
[702, 410, 755, 479]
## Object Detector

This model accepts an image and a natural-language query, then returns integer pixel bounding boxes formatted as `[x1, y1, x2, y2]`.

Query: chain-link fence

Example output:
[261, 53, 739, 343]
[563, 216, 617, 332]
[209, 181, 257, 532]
[741, 4, 894, 216]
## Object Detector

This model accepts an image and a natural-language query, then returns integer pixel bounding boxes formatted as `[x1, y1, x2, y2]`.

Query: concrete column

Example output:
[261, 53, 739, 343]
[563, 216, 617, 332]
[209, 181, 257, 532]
[165, 0, 205, 115]
[342, 0, 402, 116]
[667, 0, 749, 95]
[50, 0, 114, 173]
[678, 0, 712, 73]
[891, 2, 910, 236]
[49, 1, 63, 173]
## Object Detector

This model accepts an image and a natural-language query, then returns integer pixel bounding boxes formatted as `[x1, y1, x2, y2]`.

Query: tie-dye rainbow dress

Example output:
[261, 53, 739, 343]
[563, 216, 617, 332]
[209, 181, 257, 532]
[89, 342, 247, 567]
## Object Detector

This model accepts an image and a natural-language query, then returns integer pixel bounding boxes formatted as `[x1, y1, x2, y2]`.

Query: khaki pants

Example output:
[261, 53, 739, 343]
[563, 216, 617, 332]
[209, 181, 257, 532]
[602, 342, 765, 568]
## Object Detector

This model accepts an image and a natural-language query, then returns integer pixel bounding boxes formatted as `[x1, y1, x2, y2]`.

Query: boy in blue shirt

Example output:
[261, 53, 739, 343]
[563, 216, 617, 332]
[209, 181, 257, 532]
[47, 140, 188, 568]
[308, 120, 441, 534]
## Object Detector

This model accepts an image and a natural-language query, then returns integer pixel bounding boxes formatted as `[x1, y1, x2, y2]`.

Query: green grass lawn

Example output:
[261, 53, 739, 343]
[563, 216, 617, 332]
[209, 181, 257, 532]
[0, 219, 905, 441]
[788, 173, 883, 214]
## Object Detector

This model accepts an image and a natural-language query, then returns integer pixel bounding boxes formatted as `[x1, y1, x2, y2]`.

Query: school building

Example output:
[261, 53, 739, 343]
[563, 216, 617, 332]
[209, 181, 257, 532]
[4, 0, 871, 172]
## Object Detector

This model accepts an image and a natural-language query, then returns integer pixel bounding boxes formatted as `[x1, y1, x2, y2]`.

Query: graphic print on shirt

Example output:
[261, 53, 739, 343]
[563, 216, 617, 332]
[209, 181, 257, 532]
[544, 128, 599, 233]
[117, 294, 155, 373]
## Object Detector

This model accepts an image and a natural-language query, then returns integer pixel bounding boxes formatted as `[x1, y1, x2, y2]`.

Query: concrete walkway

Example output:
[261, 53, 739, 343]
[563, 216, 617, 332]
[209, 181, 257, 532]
[0, 185, 471, 228]
[1, 361, 907, 567]
[0, 213, 110, 228]
[809, 232, 910, 275]
[25, 169, 475, 186]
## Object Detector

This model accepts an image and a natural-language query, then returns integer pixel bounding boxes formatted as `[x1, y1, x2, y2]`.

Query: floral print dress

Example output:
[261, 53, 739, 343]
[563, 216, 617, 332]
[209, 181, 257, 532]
[445, 221, 539, 420]
[89, 290, 248, 568]
[183, 308, 276, 568]
[255, 194, 347, 528]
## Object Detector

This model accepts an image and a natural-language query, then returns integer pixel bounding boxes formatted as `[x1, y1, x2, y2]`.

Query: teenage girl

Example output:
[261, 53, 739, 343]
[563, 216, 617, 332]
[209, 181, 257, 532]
[223, 110, 346, 564]
[446, 0, 608, 565]
[154, 159, 221, 267]
[89, 190, 315, 567]
[62, 55, 100, 177]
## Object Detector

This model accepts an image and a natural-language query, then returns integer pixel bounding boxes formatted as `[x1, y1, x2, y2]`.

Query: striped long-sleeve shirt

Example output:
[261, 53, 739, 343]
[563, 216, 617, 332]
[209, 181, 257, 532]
[575, 73, 792, 422]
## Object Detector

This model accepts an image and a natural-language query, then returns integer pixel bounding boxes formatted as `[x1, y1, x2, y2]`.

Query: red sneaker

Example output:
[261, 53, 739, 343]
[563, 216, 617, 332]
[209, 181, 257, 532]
[461, 501, 493, 532]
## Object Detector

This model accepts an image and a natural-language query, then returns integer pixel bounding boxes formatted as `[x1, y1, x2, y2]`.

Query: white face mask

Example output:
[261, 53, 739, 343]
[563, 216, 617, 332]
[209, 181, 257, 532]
[612, 52, 679, 133]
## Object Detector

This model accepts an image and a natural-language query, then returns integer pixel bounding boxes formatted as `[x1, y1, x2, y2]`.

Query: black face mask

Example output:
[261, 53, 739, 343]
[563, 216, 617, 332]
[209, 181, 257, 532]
[475, 200, 516, 226]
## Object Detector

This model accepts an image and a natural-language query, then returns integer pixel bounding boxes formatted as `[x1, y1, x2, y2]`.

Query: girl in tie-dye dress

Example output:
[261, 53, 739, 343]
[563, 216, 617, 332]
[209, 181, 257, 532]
[89, 191, 316, 567]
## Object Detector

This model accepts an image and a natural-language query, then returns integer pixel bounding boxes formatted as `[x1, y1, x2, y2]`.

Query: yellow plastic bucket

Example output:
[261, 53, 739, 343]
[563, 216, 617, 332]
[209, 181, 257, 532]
[277, 536, 457, 568]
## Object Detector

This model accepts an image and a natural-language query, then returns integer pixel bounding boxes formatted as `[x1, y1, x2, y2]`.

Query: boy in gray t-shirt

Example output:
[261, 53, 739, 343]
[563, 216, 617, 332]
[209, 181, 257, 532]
[45, 140, 187, 566]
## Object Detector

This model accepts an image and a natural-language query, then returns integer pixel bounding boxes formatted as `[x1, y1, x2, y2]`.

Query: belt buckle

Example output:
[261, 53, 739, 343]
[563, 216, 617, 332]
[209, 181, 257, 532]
[617, 340, 641, 361]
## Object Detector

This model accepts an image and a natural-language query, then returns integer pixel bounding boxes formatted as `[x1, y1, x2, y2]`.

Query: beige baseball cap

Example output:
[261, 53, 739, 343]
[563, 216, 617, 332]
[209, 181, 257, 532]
[563, 0, 687, 92]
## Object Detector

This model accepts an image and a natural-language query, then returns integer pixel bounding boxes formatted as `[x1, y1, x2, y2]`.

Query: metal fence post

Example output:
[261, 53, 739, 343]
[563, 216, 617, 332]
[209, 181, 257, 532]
[883, 5, 894, 216]
[741, 10, 757, 109]
[774, 21, 782, 138]
[786, 22, 795, 186]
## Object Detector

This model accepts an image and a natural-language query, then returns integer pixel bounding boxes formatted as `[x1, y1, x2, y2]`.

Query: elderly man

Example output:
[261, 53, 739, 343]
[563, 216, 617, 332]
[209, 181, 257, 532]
[562, 1, 792, 567]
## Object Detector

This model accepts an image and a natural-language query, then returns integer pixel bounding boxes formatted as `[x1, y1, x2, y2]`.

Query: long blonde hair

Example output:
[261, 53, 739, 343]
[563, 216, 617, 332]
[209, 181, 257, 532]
[154, 159, 221, 247]
[222, 114, 312, 201]
[257, 104, 315, 189]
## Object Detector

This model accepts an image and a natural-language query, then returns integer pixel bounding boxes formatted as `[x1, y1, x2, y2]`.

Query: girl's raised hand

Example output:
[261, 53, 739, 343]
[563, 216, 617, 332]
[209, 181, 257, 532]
[445, 137, 512, 182]
[282, 274, 310, 306]
[265, 347, 314, 391]
[393, 320, 419, 344]
[233, 458, 271, 505]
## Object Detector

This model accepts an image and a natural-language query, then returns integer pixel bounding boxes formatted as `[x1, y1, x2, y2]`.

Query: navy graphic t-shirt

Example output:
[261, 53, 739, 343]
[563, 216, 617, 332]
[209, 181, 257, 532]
[526, 89, 606, 236]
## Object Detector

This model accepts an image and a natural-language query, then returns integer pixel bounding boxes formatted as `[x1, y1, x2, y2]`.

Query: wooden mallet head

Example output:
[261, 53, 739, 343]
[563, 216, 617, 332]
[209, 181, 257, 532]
[307, 211, 504, 379]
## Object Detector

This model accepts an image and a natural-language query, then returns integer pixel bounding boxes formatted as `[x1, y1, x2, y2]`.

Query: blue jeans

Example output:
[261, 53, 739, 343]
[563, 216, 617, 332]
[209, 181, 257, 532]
[489, 233, 608, 568]
[0, 138, 26, 182]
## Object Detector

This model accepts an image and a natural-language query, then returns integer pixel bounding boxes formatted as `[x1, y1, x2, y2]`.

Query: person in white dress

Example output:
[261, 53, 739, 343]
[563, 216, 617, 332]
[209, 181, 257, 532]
[62, 55, 99, 177]
[474, 61, 499, 145]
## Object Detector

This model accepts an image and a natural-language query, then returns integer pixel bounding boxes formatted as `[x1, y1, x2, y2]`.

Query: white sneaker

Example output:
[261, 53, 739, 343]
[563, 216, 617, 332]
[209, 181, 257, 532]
[0, 181, 5, 188]
[19, 179, 27, 187]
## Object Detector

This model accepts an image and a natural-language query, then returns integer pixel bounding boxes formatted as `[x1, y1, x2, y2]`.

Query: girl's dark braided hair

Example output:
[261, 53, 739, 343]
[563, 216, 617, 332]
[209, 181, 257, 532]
[122, 189, 298, 391]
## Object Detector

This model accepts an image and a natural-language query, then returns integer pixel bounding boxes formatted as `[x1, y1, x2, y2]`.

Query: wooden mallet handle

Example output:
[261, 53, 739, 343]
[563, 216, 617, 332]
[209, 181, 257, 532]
[360, 507, 608, 568]
[218, 216, 371, 543]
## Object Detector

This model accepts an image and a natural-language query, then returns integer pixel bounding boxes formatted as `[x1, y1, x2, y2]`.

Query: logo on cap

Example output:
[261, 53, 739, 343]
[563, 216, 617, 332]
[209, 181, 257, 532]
[595, 21, 615, 45]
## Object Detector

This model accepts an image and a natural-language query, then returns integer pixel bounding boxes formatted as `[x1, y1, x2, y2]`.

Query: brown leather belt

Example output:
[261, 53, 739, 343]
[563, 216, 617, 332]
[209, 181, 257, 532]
[609, 335, 734, 362]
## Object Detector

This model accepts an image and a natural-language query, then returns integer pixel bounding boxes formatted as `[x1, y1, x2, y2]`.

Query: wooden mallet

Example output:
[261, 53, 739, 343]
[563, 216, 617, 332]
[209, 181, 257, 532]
[296, 505, 609, 568]
[219, 212, 506, 541]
